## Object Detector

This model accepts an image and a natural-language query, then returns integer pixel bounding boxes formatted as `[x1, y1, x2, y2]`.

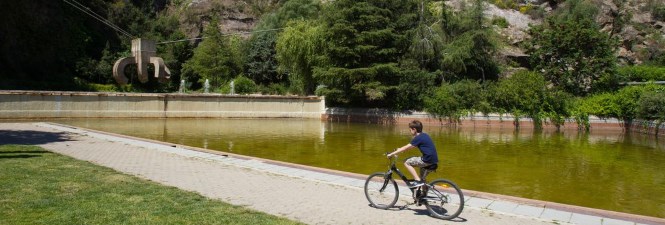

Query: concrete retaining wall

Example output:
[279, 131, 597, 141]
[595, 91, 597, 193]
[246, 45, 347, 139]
[0, 91, 325, 119]
[2, 91, 662, 135]
[629, 120, 665, 136]
[324, 107, 632, 132]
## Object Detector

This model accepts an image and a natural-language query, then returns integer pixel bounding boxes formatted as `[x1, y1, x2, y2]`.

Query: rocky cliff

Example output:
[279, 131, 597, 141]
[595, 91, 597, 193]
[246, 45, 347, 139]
[174, 0, 664, 66]
[483, 0, 665, 66]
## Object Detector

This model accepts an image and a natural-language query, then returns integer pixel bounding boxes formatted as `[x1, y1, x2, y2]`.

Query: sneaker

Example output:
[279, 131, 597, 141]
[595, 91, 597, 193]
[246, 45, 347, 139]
[410, 180, 424, 188]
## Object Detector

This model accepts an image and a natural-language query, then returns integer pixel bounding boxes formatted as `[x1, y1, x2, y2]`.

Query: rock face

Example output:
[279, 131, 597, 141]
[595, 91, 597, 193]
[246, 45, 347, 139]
[485, 0, 665, 66]
[173, 0, 663, 66]
[484, 2, 540, 30]
[177, 0, 264, 41]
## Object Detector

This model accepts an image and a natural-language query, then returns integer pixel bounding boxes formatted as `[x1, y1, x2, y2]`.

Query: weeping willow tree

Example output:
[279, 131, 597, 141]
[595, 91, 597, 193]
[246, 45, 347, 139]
[246, 0, 322, 86]
[275, 19, 327, 95]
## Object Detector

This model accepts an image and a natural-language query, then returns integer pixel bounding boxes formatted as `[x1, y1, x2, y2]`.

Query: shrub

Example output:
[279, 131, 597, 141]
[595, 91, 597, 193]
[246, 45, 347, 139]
[523, 5, 546, 20]
[88, 83, 119, 92]
[492, 71, 547, 125]
[218, 76, 258, 95]
[541, 89, 573, 129]
[613, 85, 646, 121]
[259, 83, 288, 95]
[490, 70, 572, 129]
[425, 83, 464, 123]
[574, 92, 619, 120]
[617, 65, 665, 82]
[574, 84, 665, 124]
[570, 97, 591, 131]
[491, 16, 509, 28]
[492, 0, 518, 10]
[527, 0, 617, 96]
[73, 77, 131, 92]
[653, 6, 665, 21]
[637, 90, 665, 120]
[425, 80, 484, 123]
[232, 76, 258, 94]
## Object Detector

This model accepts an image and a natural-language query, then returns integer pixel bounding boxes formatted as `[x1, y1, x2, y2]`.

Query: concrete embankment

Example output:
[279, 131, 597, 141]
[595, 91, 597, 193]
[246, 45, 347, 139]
[1, 90, 662, 135]
[0, 91, 325, 119]
[325, 108, 665, 136]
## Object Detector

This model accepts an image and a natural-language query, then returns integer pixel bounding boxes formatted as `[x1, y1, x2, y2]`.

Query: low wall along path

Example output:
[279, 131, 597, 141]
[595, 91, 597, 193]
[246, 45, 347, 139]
[0, 91, 325, 119]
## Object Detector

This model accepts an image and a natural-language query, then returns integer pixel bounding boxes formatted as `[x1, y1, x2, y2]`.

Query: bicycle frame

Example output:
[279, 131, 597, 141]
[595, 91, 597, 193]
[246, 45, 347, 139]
[381, 156, 432, 198]
[383, 157, 413, 186]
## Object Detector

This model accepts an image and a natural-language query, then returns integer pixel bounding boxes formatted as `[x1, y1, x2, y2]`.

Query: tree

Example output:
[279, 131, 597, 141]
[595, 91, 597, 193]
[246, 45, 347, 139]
[181, 20, 242, 89]
[74, 42, 118, 85]
[275, 20, 326, 95]
[401, 1, 443, 72]
[425, 79, 484, 124]
[0, 0, 124, 90]
[491, 71, 571, 129]
[637, 85, 665, 135]
[527, 0, 619, 96]
[392, 70, 436, 110]
[314, 0, 419, 106]
[246, 31, 281, 85]
[438, 0, 500, 82]
[246, 0, 322, 86]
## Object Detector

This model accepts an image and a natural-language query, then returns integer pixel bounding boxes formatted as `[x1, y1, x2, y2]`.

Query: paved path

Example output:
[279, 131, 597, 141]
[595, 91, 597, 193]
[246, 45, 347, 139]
[1, 123, 663, 225]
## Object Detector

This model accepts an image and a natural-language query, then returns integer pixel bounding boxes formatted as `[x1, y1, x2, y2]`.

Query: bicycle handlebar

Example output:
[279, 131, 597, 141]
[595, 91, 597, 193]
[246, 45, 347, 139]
[385, 152, 398, 167]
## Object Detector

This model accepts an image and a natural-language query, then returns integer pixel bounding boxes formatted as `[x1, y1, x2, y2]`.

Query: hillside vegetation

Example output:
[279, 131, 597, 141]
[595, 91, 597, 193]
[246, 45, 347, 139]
[1, 0, 664, 130]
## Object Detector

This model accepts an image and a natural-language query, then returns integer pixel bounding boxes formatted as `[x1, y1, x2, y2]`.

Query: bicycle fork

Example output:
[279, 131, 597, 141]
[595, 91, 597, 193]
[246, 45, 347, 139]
[379, 171, 393, 192]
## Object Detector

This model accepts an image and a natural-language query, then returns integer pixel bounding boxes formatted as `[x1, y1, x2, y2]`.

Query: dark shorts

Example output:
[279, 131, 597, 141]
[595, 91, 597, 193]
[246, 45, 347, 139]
[405, 156, 431, 167]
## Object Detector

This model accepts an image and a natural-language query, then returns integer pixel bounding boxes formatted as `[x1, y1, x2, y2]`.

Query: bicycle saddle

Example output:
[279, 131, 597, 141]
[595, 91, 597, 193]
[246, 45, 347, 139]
[423, 164, 438, 171]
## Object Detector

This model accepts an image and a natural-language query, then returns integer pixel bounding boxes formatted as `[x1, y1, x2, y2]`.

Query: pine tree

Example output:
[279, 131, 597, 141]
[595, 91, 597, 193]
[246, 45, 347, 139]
[181, 20, 242, 89]
[314, 0, 419, 106]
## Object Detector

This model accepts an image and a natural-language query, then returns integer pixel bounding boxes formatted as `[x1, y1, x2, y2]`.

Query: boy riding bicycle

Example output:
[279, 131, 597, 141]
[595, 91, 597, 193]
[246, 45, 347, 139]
[386, 120, 438, 188]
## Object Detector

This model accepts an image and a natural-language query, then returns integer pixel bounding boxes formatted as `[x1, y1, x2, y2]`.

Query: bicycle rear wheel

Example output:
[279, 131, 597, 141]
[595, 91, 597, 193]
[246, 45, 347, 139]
[424, 179, 464, 220]
[364, 172, 399, 209]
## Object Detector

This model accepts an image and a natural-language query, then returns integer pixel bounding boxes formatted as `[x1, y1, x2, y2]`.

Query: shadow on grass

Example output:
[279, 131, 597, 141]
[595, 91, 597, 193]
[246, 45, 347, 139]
[0, 150, 52, 154]
[0, 150, 53, 159]
[0, 154, 44, 159]
[0, 130, 72, 145]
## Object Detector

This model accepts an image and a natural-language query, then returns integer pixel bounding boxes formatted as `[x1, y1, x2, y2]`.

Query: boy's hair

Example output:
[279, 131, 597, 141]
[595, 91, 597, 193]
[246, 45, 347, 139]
[409, 120, 423, 133]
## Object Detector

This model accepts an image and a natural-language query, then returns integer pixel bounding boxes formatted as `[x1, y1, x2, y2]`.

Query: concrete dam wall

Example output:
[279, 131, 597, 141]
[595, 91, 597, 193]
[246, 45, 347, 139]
[0, 91, 325, 119]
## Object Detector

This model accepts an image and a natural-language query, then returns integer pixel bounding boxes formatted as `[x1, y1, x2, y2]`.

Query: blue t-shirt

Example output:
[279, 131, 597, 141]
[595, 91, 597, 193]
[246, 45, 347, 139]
[410, 133, 438, 164]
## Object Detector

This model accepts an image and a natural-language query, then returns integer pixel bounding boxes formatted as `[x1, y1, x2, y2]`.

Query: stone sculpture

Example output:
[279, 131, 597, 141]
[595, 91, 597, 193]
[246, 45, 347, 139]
[113, 38, 171, 85]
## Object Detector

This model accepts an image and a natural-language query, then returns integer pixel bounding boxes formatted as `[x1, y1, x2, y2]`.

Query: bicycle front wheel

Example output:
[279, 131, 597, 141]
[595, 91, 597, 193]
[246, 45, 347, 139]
[364, 172, 399, 209]
[424, 179, 464, 220]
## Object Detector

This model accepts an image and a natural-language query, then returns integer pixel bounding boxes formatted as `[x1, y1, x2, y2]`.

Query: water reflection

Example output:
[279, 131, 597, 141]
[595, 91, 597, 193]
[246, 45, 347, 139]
[43, 118, 665, 218]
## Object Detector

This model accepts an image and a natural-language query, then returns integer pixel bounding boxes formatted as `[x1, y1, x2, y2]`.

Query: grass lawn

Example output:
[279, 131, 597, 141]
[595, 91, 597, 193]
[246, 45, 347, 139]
[0, 144, 302, 225]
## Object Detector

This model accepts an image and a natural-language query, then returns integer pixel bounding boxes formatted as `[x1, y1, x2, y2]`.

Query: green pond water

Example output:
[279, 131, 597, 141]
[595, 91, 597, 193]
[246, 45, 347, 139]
[42, 118, 665, 218]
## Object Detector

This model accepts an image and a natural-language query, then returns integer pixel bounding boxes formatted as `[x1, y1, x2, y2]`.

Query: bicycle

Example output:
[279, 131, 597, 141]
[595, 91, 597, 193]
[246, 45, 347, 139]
[364, 154, 464, 220]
